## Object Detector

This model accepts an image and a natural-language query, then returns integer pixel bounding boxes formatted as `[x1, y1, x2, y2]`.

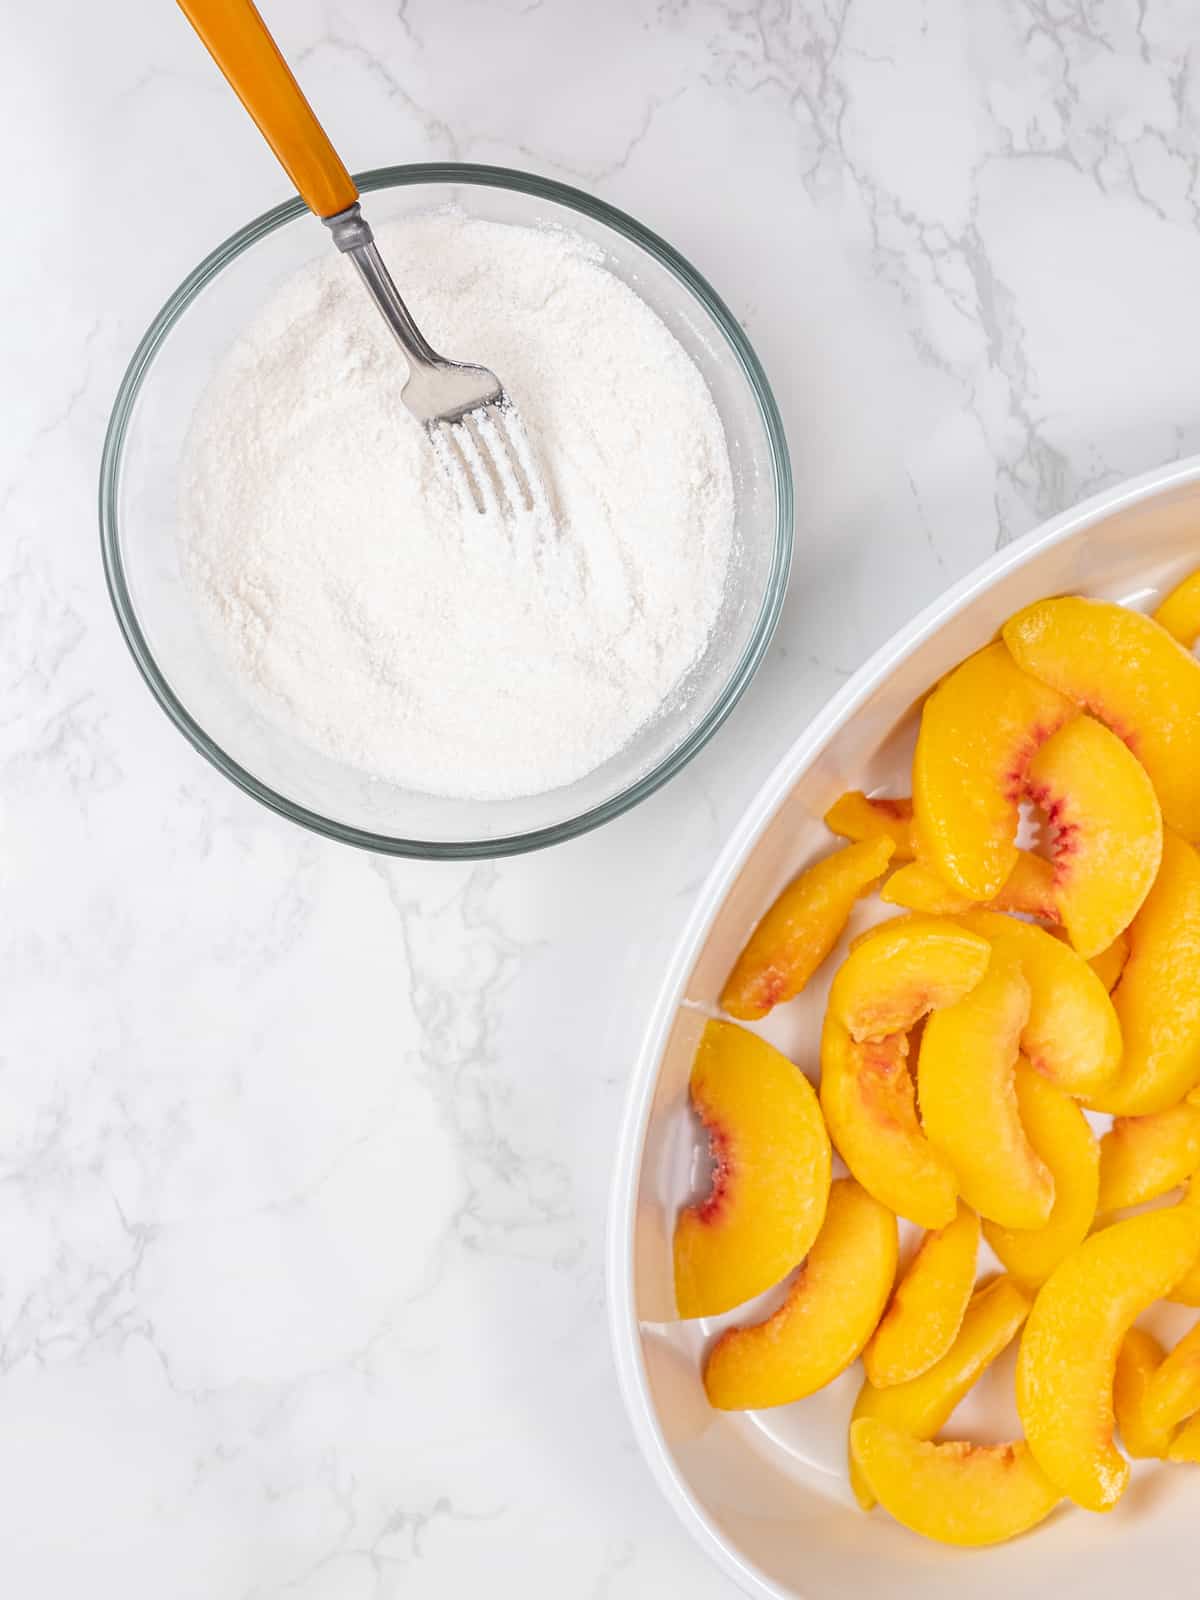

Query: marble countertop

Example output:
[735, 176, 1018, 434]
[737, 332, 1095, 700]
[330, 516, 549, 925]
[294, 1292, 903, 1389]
[6, 2, 1200, 1594]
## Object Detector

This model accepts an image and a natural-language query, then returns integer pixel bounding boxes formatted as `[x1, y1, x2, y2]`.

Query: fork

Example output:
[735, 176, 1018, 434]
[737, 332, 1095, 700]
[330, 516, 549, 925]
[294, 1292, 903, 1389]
[177, 0, 548, 521]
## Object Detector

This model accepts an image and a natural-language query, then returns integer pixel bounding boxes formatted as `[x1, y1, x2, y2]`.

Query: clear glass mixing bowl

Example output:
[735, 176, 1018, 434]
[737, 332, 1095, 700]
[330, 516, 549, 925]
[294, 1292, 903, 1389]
[100, 164, 793, 858]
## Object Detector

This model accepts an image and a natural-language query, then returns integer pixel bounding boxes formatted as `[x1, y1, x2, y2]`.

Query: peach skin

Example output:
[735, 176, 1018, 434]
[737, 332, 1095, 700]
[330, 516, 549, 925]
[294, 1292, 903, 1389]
[983, 1061, 1098, 1290]
[1086, 830, 1200, 1117]
[819, 1018, 957, 1230]
[862, 1200, 979, 1387]
[823, 791, 915, 859]
[912, 640, 1075, 900]
[1154, 568, 1200, 650]
[720, 838, 894, 1020]
[850, 1420, 1060, 1548]
[826, 913, 991, 1041]
[1016, 1203, 1200, 1510]
[702, 1178, 897, 1410]
[1025, 714, 1161, 959]
[1004, 595, 1200, 843]
[957, 911, 1121, 1098]
[850, 1276, 1031, 1508]
[674, 1020, 831, 1319]
[1114, 1327, 1174, 1460]
[918, 956, 1054, 1230]
[1098, 1100, 1200, 1215]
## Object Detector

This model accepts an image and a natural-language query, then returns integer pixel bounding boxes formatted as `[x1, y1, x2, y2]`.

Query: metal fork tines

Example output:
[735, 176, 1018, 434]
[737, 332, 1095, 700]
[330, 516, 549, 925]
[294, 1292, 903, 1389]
[324, 204, 551, 522]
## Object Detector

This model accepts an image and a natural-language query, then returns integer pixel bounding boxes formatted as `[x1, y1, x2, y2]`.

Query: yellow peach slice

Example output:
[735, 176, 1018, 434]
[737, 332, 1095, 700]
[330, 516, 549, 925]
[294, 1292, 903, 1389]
[912, 641, 1076, 899]
[1004, 595, 1200, 842]
[1114, 1327, 1174, 1459]
[1086, 830, 1200, 1117]
[863, 1201, 979, 1387]
[819, 1018, 957, 1230]
[1025, 715, 1161, 959]
[674, 1021, 831, 1319]
[1140, 1320, 1200, 1436]
[826, 914, 991, 1041]
[720, 838, 894, 1020]
[1167, 1412, 1200, 1462]
[850, 1276, 1031, 1508]
[957, 910, 1121, 1097]
[703, 1178, 897, 1410]
[850, 1420, 1060, 1547]
[1154, 568, 1200, 649]
[918, 957, 1054, 1229]
[1016, 1203, 1200, 1509]
[1089, 929, 1130, 992]
[1098, 1100, 1200, 1214]
[881, 852, 1058, 920]
[823, 790, 915, 858]
[982, 1062, 1098, 1290]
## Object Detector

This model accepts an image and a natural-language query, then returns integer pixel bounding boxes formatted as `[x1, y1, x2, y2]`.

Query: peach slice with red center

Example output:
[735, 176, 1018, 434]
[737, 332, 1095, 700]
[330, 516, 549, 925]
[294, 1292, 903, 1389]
[1016, 1203, 1200, 1510]
[982, 1061, 1099, 1290]
[1085, 830, 1200, 1117]
[956, 911, 1121, 1098]
[862, 1200, 979, 1387]
[1114, 1327, 1174, 1460]
[918, 955, 1055, 1230]
[828, 913, 992, 1041]
[823, 790, 915, 859]
[1098, 1099, 1200, 1214]
[1154, 568, 1200, 650]
[1024, 714, 1161, 959]
[850, 1276, 1031, 1508]
[702, 1178, 897, 1410]
[912, 641, 1075, 900]
[850, 1420, 1060, 1547]
[673, 1020, 831, 1319]
[1004, 595, 1200, 843]
[720, 838, 894, 1021]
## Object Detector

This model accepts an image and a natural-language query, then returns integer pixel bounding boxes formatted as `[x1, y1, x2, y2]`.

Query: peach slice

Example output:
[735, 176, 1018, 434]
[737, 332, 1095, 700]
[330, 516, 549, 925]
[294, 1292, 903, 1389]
[982, 1062, 1099, 1290]
[703, 1178, 897, 1410]
[881, 851, 1059, 920]
[862, 1201, 979, 1387]
[1154, 568, 1200, 650]
[820, 1019, 957, 1229]
[1114, 1327, 1174, 1460]
[1016, 1203, 1200, 1509]
[1024, 715, 1162, 959]
[824, 791, 915, 859]
[1168, 1412, 1200, 1462]
[850, 1276, 1031, 1509]
[827, 914, 991, 1041]
[1085, 830, 1200, 1117]
[720, 838, 894, 1020]
[850, 1420, 1060, 1547]
[1098, 1100, 1200, 1214]
[1004, 595, 1200, 842]
[957, 911, 1121, 1097]
[912, 641, 1075, 900]
[1140, 1321, 1200, 1437]
[918, 957, 1054, 1229]
[673, 1020, 831, 1319]
[1089, 930, 1130, 992]
[1169, 1258, 1200, 1307]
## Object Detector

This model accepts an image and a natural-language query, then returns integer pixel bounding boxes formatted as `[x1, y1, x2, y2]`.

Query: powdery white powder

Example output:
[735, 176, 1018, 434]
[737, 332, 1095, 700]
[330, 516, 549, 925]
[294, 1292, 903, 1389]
[180, 210, 735, 801]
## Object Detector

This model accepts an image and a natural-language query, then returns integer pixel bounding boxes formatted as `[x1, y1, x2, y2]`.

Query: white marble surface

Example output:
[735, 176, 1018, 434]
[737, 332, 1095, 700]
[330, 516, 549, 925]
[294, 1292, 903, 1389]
[5, 2, 1200, 1594]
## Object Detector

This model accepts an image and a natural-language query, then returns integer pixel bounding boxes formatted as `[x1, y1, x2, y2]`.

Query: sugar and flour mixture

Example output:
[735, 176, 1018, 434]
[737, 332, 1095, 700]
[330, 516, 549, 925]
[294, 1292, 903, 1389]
[180, 211, 735, 801]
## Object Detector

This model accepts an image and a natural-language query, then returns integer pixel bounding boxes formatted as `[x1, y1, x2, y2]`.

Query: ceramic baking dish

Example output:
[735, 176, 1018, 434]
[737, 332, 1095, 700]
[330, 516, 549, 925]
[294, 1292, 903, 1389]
[607, 457, 1200, 1599]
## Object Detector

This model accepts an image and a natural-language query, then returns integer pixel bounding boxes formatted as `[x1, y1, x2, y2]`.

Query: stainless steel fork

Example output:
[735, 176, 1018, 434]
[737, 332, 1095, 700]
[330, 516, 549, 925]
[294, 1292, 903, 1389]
[178, 0, 548, 522]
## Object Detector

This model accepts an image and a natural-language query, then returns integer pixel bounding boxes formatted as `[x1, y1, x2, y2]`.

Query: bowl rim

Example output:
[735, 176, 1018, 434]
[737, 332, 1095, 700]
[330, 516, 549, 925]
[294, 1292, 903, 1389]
[99, 161, 794, 859]
[604, 451, 1200, 1599]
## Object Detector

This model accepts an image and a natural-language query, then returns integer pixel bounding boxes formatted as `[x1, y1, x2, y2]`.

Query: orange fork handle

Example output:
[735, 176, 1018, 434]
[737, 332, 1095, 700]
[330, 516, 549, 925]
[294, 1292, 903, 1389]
[177, 0, 358, 218]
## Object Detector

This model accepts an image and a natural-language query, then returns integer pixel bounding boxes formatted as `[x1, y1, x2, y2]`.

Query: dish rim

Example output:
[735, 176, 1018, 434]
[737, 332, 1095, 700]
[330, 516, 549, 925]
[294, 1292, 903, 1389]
[98, 161, 794, 859]
[605, 451, 1200, 1599]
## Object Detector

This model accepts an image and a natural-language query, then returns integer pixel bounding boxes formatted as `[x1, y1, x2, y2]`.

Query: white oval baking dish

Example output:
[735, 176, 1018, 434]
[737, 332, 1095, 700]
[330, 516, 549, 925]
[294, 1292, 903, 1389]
[607, 456, 1200, 1599]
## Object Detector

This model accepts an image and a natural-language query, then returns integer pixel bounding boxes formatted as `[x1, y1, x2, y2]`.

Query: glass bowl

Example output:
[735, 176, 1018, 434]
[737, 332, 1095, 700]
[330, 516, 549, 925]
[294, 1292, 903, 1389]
[100, 164, 793, 858]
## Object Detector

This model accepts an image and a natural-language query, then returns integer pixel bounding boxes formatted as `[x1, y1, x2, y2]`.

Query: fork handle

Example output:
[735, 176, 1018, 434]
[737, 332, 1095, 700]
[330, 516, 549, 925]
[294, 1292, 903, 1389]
[177, 0, 358, 218]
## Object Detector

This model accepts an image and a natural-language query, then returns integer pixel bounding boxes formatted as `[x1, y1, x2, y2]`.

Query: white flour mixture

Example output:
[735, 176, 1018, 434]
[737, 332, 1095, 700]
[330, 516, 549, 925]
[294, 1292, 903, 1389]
[181, 210, 735, 800]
